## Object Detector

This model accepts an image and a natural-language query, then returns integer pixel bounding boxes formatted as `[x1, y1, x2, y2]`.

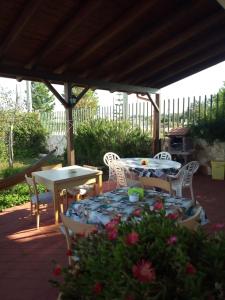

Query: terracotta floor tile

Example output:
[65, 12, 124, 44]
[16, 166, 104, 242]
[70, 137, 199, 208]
[0, 177, 224, 299]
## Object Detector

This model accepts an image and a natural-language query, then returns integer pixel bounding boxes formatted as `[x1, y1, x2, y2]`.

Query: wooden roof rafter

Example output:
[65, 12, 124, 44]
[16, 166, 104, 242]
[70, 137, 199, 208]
[0, 0, 225, 90]
[147, 40, 225, 88]
[0, 0, 45, 59]
[112, 11, 225, 82]
[25, 0, 101, 70]
[130, 29, 225, 85]
[152, 52, 225, 89]
[81, 0, 212, 80]
[54, 0, 158, 74]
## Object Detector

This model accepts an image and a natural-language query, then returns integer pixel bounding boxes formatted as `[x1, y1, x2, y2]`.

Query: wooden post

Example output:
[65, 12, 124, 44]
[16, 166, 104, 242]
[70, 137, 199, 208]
[64, 82, 75, 165]
[153, 93, 160, 155]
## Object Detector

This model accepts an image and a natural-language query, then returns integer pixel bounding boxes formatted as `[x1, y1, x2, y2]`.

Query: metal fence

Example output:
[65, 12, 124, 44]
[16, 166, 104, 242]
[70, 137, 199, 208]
[39, 93, 225, 136]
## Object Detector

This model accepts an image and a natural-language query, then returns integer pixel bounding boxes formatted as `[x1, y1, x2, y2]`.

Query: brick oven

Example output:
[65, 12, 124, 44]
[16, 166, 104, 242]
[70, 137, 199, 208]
[165, 127, 194, 164]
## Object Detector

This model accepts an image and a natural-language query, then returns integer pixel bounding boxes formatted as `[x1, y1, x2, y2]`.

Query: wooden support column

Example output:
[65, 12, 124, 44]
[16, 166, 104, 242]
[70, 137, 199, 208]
[64, 82, 75, 165]
[153, 93, 160, 155]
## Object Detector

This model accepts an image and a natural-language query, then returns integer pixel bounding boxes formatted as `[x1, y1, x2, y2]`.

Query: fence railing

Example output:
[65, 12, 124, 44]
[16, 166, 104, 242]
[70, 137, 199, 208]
[39, 93, 225, 136]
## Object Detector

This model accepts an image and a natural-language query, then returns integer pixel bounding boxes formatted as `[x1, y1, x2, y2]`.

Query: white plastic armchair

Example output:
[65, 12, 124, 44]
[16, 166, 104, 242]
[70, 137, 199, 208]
[167, 161, 200, 204]
[110, 160, 127, 187]
[103, 152, 120, 181]
[153, 151, 172, 160]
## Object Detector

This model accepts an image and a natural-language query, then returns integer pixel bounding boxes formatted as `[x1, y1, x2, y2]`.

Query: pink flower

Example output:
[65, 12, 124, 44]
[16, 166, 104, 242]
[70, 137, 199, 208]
[166, 213, 178, 220]
[66, 249, 72, 256]
[93, 282, 103, 295]
[167, 235, 178, 245]
[91, 226, 98, 234]
[107, 228, 118, 240]
[125, 231, 139, 246]
[53, 265, 61, 276]
[132, 260, 156, 283]
[153, 201, 164, 211]
[212, 223, 224, 231]
[132, 208, 142, 217]
[185, 262, 197, 275]
[105, 218, 120, 231]
[76, 232, 85, 238]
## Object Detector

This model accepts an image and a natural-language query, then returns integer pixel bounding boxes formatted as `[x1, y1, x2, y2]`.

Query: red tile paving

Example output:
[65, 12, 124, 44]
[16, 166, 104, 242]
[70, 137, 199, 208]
[0, 176, 225, 300]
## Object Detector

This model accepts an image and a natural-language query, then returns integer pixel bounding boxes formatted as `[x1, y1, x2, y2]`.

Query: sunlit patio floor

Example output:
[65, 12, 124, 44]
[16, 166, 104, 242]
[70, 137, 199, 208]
[0, 176, 225, 300]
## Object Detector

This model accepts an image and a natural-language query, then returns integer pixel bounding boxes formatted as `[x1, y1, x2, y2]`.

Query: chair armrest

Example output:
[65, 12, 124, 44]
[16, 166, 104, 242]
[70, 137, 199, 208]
[167, 174, 178, 181]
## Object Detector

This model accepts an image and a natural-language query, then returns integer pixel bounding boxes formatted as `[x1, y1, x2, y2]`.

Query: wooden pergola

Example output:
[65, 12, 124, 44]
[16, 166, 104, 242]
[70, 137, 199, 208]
[0, 0, 225, 164]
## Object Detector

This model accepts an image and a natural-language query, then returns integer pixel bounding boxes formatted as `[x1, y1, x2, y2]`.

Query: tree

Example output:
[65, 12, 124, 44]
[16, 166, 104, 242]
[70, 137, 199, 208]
[0, 86, 21, 167]
[72, 87, 98, 109]
[31, 82, 55, 112]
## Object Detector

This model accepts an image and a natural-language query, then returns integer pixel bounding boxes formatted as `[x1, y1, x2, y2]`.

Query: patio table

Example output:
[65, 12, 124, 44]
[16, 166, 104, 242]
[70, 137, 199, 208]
[32, 165, 103, 224]
[119, 157, 181, 178]
[66, 187, 198, 226]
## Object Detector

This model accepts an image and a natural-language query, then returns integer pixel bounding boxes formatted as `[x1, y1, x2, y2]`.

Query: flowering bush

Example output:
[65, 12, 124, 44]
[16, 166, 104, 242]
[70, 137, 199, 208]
[53, 210, 225, 300]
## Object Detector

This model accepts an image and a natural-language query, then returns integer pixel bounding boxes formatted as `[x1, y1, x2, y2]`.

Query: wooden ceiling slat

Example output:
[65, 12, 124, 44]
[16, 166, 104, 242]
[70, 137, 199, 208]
[0, 0, 44, 59]
[154, 53, 225, 88]
[149, 41, 225, 87]
[54, 0, 158, 74]
[132, 29, 225, 85]
[0, 0, 224, 91]
[114, 11, 225, 81]
[25, 0, 101, 70]
[85, 1, 207, 79]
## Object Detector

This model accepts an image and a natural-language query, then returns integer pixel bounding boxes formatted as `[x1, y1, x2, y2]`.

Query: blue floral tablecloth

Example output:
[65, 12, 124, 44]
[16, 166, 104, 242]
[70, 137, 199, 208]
[119, 158, 181, 178]
[66, 188, 204, 226]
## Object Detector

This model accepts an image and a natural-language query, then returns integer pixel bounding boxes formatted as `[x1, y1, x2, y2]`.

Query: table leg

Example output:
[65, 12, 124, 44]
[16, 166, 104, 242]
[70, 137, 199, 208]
[96, 173, 103, 195]
[53, 187, 60, 224]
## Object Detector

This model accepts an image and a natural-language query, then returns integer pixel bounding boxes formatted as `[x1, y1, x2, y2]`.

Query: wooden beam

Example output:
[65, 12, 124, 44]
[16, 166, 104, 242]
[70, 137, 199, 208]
[132, 29, 225, 85]
[43, 80, 69, 108]
[149, 39, 225, 87]
[153, 52, 225, 89]
[0, 65, 158, 94]
[0, 0, 44, 59]
[137, 94, 159, 112]
[83, 1, 213, 80]
[55, 0, 158, 74]
[25, 1, 101, 70]
[65, 83, 75, 166]
[116, 11, 225, 81]
[74, 87, 89, 104]
[152, 94, 160, 155]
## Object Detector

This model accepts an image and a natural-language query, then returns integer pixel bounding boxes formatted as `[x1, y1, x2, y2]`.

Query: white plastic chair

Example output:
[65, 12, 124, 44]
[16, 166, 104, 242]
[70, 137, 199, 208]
[168, 161, 200, 204]
[110, 160, 127, 187]
[103, 152, 120, 181]
[153, 151, 172, 160]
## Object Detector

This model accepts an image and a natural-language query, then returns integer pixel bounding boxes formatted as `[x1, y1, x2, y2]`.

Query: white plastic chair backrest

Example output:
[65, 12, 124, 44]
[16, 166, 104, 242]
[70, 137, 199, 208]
[103, 152, 120, 167]
[177, 161, 199, 187]
[153, 151, 172, 160]
[110, 160, 127, 187]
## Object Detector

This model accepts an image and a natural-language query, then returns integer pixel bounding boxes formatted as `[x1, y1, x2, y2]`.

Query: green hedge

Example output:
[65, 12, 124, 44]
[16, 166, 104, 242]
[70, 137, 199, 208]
[190, 117, 225, 145]
[71, 119, 152, 166]
[0, 182, 47, 212]
[13, 112, 48, 157]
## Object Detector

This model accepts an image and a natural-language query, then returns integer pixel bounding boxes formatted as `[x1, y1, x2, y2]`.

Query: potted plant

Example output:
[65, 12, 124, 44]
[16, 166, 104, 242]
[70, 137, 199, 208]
[52, 209, 225, 300]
